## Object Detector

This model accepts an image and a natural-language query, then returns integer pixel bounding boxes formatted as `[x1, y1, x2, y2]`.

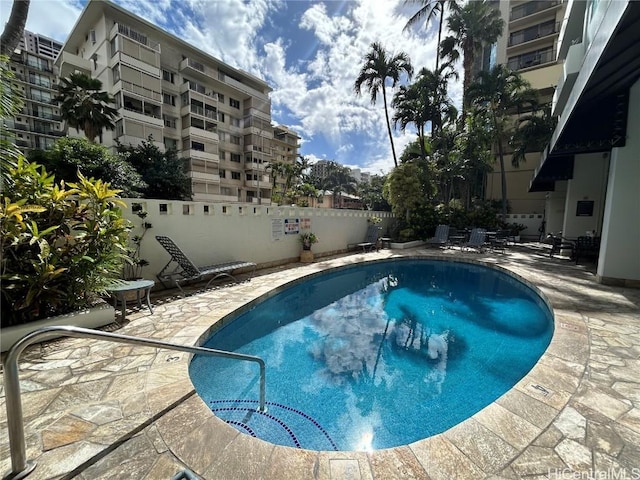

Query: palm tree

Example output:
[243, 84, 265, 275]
[325, 162, 357, 208]
[354, 42, 413, 167]
[0, 0, 30, 57]
[467, 65, 539, 220]
[54, 72, 118, 143]
[392, 63, 457, 162]
[440, 0, 504, 116]
[403, 0, 460, 71]
[510, 105, 556, 167]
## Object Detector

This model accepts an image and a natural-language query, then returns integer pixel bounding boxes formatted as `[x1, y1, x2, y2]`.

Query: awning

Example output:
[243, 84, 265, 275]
[529, 1, 640, 192]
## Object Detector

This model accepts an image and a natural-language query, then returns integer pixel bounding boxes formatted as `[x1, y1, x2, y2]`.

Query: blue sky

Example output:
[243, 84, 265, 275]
[2, 0, 463, 173]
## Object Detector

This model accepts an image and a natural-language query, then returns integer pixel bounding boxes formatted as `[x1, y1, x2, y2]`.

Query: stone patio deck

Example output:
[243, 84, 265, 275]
[1, 244, 639, 480]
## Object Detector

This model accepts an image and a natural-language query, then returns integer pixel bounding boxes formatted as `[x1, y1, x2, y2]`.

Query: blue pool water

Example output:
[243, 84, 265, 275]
[190, 259, 553, 451]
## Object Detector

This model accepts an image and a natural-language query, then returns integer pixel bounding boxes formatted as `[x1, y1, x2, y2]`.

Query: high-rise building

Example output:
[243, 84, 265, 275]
[54, 0, 298, 204]
[4, 30, 64, 151]
[484, 1, 567, 214]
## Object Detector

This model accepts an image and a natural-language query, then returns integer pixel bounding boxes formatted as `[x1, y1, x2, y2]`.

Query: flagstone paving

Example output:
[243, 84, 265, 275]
[1, 244, 639, 479]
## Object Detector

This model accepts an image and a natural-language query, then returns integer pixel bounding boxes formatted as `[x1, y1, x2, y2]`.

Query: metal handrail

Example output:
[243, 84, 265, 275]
[3, 326, 266, 479]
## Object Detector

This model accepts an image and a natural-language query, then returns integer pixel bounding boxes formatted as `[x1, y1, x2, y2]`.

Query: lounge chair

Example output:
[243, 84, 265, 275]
[155, 235, 256, 296]
[349, 225, 381, 252]
[462, 228, 487, 252]
[426, 225, 450, 247]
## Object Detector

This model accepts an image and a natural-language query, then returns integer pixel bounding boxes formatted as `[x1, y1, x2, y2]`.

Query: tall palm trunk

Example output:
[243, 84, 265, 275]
[493, 116, 508, 221]
[435, 6, 444, 71]
[382, 88, 398, 167]
[0, 0, 30, 57]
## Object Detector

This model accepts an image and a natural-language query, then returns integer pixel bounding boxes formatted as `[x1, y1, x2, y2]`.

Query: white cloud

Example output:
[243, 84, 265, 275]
[3, 0, 462, 175]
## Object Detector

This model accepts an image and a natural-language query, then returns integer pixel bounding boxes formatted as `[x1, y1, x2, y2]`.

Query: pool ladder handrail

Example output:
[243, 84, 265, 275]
[2, 325, 266, 480]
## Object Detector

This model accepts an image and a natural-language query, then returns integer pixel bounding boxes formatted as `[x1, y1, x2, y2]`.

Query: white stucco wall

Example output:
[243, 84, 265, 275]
[597, 79, 640, 284]
[121, 200, 393, 283]
[562, 152, 609, 238]
[545, 181, 568, 236]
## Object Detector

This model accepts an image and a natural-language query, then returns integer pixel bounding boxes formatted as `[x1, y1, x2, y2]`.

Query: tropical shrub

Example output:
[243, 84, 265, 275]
[29, 137, 146, 198]
[1, 158, 130, 326]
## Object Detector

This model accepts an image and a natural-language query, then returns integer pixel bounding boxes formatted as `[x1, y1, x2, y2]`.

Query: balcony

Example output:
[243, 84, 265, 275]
[552, 41, 585, 117]
[507, 21, 560, 50]
[120, 107, 164, 128]
[188, 170, 221, 183]
[182, 126, 219, 142]
[187, 149, 219, 162]
[510, 1, 561, 27]
[507, 47, 556, 71]
[179, 58, 218, 83]
[56, 51, 92, 77]
[25, 60, 53, 74]
[186, 104, 218, 121]
[29, 94, 54, 105]
[244, 178, 270, 188]
[118, 80, 162, 103]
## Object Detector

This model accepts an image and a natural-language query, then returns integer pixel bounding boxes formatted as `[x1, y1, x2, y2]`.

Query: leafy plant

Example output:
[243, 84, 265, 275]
[123, 204, 152, 280]
[299, 232, 319, 250]
[1, 158, 131, 327]
[507, 222, 527, 234]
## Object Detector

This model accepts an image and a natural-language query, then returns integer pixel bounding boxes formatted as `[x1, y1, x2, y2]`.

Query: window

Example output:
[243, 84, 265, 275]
[89, 30, 96, 44]
[219, 169, 226, 178]
[162, 69, 175, 83]
[230, 98, 240, 109]
[219, 151, 225, 160]
[163, 93, 176, 106]
[115, 119, 124, 137]
[112, 65, 120, 83]
[217, 93, 224, 102]
[231, 171, 241, 180]
[164, 137, 177, 150]
[163, 115, 176, 128]
[230, 135, 241, 145]
[218, 112, 225, 122]
[230, 153, 241, 162]
[110, 37, 118, 57]
[191, 141, 205, 151]
[230, 117, 241, 127]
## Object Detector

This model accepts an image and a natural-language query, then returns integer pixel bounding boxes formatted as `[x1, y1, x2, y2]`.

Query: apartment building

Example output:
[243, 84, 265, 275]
[55, 0, 298, 204]
[529, 0, 640, 286]
[270, 125, 302, 201]
[483, 0, 566, 215]
[4, 30, 64, 151]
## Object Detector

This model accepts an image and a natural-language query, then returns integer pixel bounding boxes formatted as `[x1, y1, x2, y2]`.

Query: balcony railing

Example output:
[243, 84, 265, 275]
[25, 60, 53, 73]
[29, 94, 54, 104]
[507, 48, 556, 70]
[510, 1, 560, 21]
[508, 22, 560, 47]
[120, 80, 162, 102]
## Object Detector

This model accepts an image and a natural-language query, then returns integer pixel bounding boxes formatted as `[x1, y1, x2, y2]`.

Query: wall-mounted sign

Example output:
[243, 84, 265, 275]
[576, 200, 594, 217]
[271, 218, 284, 241]
[301, 217, 311, 229]
[284, 218, 300, 235]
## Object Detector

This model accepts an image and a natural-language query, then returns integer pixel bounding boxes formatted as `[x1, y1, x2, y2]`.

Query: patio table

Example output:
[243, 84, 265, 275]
[107, 279, 155, 320]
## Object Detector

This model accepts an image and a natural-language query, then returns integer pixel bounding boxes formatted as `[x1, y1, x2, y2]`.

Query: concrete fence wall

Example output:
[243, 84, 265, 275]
[502, 213, 546, 240]
[121, 199, 394, 283]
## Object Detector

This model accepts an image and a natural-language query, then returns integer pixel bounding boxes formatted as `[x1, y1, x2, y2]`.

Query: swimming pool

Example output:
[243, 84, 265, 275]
[190, 258, 553, 451]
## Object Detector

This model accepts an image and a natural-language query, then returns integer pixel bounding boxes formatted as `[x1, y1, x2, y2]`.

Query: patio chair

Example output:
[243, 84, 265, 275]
[349, 225, 382, 252]
[462, 228, 487, 252]
[155, 235, 256, 296]
[426, 224, 450, 248]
